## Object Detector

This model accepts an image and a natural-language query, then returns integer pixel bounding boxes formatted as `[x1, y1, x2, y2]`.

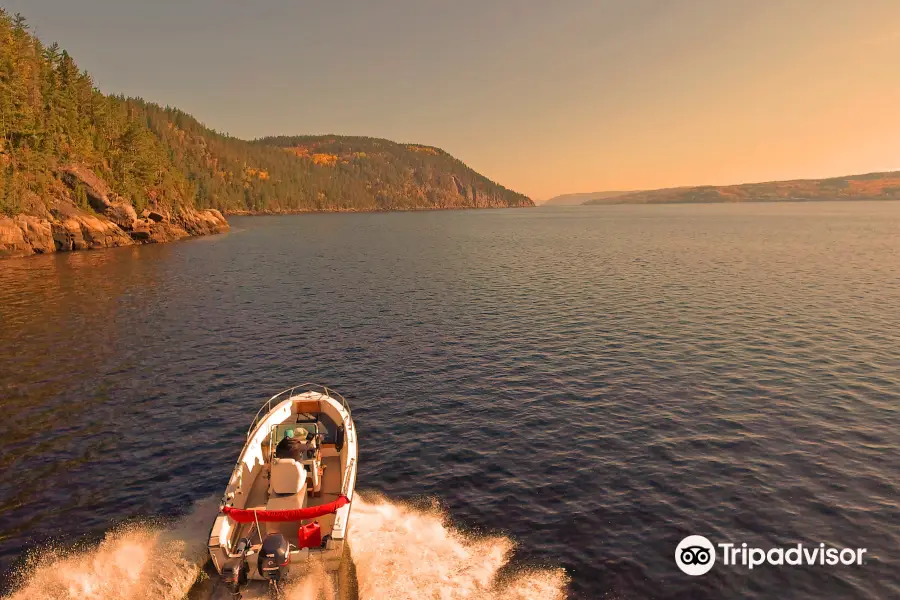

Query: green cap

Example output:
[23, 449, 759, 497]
[284, 429, 294, 439]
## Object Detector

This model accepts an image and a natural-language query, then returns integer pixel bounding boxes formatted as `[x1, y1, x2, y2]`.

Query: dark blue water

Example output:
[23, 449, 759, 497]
[1, 203, 899, 598]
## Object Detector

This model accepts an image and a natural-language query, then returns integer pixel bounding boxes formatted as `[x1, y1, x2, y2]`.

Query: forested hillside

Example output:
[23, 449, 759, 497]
[0, 12, 196, 217]
[141, 107, 532, 213]
[0, 9, 531, 257]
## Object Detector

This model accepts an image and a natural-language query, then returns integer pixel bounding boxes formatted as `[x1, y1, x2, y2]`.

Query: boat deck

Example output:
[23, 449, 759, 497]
[237, 455, 343, 546]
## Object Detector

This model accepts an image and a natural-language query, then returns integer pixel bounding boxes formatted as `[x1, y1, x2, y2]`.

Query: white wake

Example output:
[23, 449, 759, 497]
[5, 497, 217, 600]
[349, 494, 568, 600]
[4, 494, 567, 600]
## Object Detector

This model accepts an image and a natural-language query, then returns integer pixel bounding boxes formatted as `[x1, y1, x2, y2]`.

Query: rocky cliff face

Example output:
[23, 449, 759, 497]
[447, 175, 529, 208]
[0, 166, 228, 259]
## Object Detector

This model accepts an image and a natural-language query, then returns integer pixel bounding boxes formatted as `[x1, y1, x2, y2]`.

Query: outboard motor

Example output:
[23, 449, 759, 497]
[258, 533, 291, 583]
[221, 537, 251, 598]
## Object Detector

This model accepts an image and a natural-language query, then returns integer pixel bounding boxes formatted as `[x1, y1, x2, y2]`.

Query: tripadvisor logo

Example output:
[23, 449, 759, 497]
[675, 535, 868, 576]
[676, 535, 716, 576]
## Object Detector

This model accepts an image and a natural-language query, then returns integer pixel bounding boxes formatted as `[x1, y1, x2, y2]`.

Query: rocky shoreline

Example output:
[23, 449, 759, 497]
[226, 203, 533, 216]
[0, 167, 537, 259]
[0, 165, 229, 260]
[0, 207, 230, 259]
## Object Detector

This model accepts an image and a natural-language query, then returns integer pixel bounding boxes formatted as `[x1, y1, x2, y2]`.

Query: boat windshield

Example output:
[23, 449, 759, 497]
[273, 422, 320, 441]
[247, 384, 351, 439]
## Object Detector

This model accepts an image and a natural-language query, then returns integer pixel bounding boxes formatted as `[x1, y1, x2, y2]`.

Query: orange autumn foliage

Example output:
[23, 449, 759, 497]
[406, 145, 439, 155]
[285, 146, 311, 158]
[312, 153, 338, 166]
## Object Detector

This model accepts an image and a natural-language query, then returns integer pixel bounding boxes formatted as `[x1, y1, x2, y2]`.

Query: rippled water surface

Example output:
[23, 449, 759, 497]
[1, 203, 899, 599]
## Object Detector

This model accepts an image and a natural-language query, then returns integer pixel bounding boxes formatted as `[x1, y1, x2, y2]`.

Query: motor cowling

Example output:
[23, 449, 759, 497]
[258, 533, 291, 582]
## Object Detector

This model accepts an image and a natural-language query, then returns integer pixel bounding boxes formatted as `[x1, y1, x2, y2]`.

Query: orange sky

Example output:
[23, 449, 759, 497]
[469, 1, 900, 200]
[9, 0, 900, 200]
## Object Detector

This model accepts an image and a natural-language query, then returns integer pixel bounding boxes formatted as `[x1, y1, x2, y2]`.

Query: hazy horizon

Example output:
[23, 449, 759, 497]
[541, 167, 900, 203]
[6, 0, 900, 200]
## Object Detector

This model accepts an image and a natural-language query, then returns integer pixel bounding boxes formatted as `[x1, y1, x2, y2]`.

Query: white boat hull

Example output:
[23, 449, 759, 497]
[207, 385, 358, 596]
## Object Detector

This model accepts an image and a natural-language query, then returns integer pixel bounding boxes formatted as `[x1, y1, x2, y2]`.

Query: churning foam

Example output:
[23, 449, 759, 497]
[5, 493, 567, 600]
[349, 494, 568, 600]
[5, 497, 218, 600]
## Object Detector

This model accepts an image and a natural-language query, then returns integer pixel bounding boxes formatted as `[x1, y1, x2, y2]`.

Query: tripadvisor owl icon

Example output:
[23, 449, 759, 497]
[676, 535, 716, 576]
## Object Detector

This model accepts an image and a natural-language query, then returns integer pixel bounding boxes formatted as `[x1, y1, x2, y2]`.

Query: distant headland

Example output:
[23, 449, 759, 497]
[545, 172, 900, 206]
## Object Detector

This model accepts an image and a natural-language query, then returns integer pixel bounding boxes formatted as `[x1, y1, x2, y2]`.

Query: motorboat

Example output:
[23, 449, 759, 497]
[207, 384, 358, 598]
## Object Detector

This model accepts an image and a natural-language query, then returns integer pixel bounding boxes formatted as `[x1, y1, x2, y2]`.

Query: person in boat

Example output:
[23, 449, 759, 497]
[275, 427, 316, 461]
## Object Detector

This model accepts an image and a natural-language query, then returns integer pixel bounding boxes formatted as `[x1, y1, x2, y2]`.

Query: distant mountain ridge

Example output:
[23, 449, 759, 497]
[582, 172, 900, 205]
[542, 191, 635, 206]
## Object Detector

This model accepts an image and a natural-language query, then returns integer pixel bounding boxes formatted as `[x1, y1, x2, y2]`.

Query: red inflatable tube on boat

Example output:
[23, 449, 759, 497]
[222, 495, 350, 523]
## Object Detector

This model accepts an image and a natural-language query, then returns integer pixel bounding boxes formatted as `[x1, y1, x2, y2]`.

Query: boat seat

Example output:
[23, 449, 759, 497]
[267, 492, 307, 511]
[266, 459, 308, 537]
[269, 459, 307, 495]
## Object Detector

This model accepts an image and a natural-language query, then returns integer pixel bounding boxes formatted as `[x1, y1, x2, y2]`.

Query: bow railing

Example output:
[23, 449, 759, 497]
[247, 383, 351, 438]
